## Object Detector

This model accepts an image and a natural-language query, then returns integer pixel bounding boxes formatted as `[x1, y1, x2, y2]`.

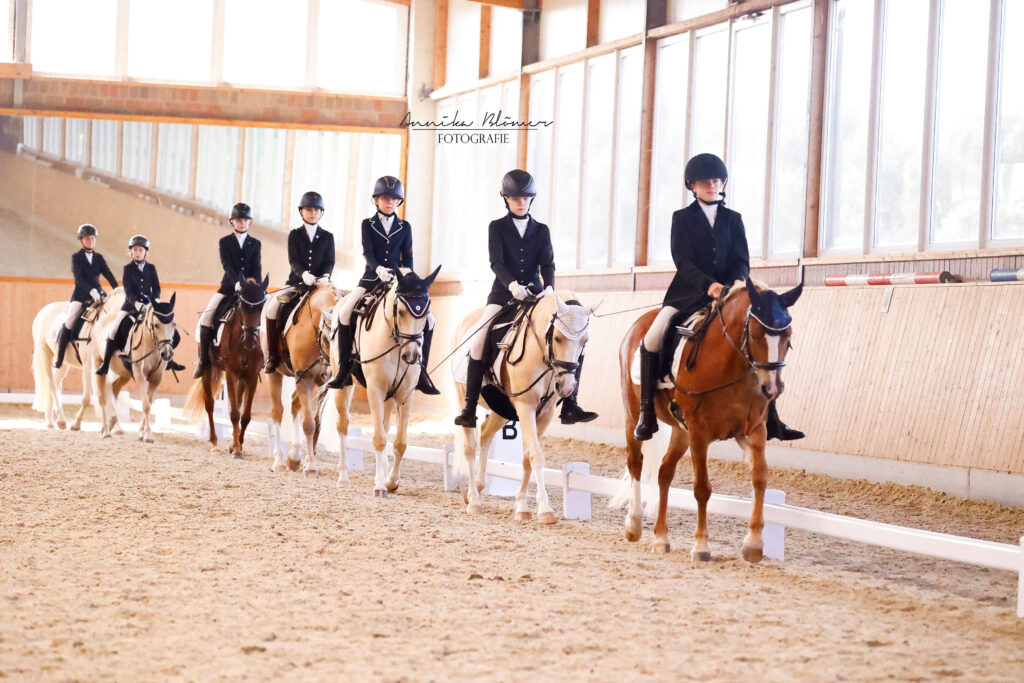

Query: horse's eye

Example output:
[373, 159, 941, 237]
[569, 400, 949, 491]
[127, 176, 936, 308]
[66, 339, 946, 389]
[555, 335, 564, 344]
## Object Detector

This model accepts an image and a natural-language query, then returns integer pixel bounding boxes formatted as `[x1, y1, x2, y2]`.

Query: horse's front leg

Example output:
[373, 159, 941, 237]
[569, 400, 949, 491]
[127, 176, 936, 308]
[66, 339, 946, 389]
[624, 426, 646, 542]
[138, 378, 155, 443]
[519, 405, 556, 525]
[297, 381, 317, 477]
[334, 384, 354, 486]
[236, 374, 258, 459]
[737, 425, 768, 563]
[685, 433, 712, 560]
[367, 386, 390, 497]
[459, 425, 483, 514]
[69, 364, 87, 430]
[109, 374, 130, 436]
[202, 369, 218, 449]
[268, 372, 289, 472]
[226, 372, 241, 456]
[385, 398, 410, 493]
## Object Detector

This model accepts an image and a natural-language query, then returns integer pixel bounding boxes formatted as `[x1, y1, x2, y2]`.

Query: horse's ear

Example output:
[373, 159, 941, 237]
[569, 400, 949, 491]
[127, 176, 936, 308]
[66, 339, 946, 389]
[169, 292, 176, 308]
[422, 264, 442, 289]
[393, 268, 404, 286]
[744, 275, 762, 306]
[262, 274, 270, 291]
[554, 292, 569, 314]
[778, 280, 803, 309]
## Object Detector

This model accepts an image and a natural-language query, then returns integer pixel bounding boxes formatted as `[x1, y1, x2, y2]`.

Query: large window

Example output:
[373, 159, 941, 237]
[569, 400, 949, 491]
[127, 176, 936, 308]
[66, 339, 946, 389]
[195, 126, 239, 215]
[41, 117, 61, 157]
[0, 0, 12, 62]
[994, 0, 1024, 241]
[30, 0, 117, 77]
[648, 35, 690, 263]
[581, 55, 615, 268]
[930, 0, 989, 245]
[241, 128, 287, 225]
[127, 0, 212, 83]
[291, 130, 352, 244]
[612, 46, 643, 266]
[223, 0, 307, 89]
[551, 63, 584, 268]
[91, 120, 119, 175]
[64, 119, 87, 164]
[156, 123, 192, 196]
[22, 116, 40, 151]
[121, 121, 153, 185]
[318, 0, 408, 95]
[690, 25, 729, 160]
[729, 15, 772, 256]
[526, 72, 556, 227]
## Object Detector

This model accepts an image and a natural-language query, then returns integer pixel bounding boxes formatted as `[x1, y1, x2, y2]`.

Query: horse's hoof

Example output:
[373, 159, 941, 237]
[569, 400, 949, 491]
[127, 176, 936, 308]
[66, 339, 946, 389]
[69, 424, 81, 432]
[287, 458, 301, 472]
[741, 546, 764, 564]
[466, 502, 482, 515]
[102, 433, 111, 439]
[653, 541, 670, 554]
[374, 488, 388, 499]
[303, 469, 318, 479]
[537, 512, 557, 525]
[271, 462, 288, 473]
[475, 483, 486, 493]
[57, 421, 66, 430]
[113, 426, 124, 435]
[691, 549, 711, 562]
[143, 436, 154, 444]
[515, 511, 532, 521]
[232, 452, 244, 460]
[336, 475, 349, 487]
[386, 481, 399, 493]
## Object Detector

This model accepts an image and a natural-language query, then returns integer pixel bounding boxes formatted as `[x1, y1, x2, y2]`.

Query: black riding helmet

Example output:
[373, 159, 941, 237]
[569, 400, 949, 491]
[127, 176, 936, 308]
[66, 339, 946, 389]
[298, 191, 325, 212]
[128, 234, 150, 250]
[230, 202, 253, 220]
[684, 153, 729, 197]
[500, 169, 537, 198]
[77, 223, 98, 239]
[372, 176, 405, 206]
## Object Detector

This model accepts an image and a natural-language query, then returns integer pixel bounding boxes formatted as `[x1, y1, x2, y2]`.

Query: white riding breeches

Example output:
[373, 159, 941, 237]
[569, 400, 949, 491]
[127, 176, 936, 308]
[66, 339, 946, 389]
[643, 306, 679, 352]
[63, 301, 83, 330]
[337, 286, 367, 326]
[198, 292, 225, 329]
[107, 310, 131, 344]
[265, 285, 298, 320]
[468, 304, 504, 360]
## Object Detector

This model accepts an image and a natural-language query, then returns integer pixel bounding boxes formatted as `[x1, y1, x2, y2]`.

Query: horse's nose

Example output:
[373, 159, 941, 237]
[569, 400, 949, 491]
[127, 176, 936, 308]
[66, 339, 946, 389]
[761, 383, 779, 401]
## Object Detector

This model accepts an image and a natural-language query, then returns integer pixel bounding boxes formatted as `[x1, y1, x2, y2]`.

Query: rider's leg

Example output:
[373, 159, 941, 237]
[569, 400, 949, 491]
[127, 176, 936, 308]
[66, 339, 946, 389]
[454, 304, 503, 427]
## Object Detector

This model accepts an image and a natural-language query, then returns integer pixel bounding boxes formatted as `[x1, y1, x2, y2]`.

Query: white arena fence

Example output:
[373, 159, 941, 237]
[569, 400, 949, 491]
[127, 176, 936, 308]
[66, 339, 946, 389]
[4, 390, 1022, 618]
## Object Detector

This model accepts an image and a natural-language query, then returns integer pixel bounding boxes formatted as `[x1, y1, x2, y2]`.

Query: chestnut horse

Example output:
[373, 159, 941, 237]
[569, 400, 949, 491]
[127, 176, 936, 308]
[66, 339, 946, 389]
[617, 276, 802, 561]
[185, 276, 270, 457]
[453, 290, 597, 522]
[263, 282, 342, 475]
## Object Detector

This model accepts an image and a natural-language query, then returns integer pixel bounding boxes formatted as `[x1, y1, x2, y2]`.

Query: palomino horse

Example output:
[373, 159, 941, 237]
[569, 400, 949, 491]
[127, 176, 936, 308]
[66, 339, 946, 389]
[185, 276, 270, 457]
[616, 276, 802, 561]
[453, 290, 597, 522]
[31, 297, 114, 430]
[263, 282, 342, 475]
[323, 266, 441, 494]
[92, 290, 179, 441]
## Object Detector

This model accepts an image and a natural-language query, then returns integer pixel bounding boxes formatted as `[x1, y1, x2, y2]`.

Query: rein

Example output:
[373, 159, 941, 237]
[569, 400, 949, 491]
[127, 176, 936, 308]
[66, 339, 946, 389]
[127, 305, 175, 369]
[500, 301, 584, 413]
[355, 285, 428, 397]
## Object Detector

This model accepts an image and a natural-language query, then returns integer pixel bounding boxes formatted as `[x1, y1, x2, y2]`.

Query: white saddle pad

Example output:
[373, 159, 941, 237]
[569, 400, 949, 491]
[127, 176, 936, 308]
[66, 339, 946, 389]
[629, 341, 685, 389]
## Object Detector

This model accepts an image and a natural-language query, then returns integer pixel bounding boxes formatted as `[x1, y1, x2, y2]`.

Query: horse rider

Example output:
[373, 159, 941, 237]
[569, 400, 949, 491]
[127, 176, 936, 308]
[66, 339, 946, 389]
[193, 202, 263, 378]
[54, 223, 119, 369]
[324, 176, 439, 395]
[633, 153, 803, 442]
[453, 169, 598, 428]
[263, 191, 335, 374]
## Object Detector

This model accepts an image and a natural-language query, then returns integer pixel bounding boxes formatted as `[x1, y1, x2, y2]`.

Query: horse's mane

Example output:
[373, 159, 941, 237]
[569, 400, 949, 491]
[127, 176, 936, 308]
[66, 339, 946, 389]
[723, 278, 770, 303]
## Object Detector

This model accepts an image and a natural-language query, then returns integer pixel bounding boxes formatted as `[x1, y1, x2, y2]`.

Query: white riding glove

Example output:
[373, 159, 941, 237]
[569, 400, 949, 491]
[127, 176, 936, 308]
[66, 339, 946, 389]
[538, 286, 554, 299]
[317, 276, 330, 287]
[89, 288, 101, 303]
[508, 281, 529, 301]
[234, 281, 242, 292]
[301, 271, 316, 286]
[376, 266, 394, 282]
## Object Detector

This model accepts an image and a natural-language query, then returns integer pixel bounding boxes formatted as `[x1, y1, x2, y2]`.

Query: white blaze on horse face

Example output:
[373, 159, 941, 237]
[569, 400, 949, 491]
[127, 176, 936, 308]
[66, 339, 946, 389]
[765, 334, 781, 399]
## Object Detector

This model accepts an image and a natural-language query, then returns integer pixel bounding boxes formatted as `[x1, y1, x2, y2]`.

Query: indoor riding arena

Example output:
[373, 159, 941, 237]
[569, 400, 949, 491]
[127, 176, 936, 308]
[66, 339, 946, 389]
[1, 0, 1023, 680]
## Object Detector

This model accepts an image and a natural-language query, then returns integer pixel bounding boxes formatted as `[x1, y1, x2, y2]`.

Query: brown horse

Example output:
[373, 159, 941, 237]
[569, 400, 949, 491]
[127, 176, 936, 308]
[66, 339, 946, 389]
[185, 276, 270, 457]
[263, 282, 342, 475]
[617, 276, 802, 561]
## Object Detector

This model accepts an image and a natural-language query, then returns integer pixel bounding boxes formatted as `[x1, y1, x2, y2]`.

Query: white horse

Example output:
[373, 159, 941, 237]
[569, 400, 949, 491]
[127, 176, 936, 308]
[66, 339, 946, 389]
[31, 298, 114, 430]
[452, 291, 597, 522]
[91, 290, 178, 441]
[324, 266, 441, 495]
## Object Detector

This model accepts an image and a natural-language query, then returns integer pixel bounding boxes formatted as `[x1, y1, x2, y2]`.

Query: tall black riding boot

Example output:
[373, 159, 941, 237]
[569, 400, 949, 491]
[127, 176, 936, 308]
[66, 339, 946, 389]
[192, 326, 213, 379]
[765, 400, 804, 441]
[53, 325, 72, 369]
[559, 354, 598, 424]
[167, 328, 186, 372]
[415, 325, 440, 395]
[95, 338, 118, 376]
[454, 358, 484, 428]
[633, 346, 660, 441]
[264, 321, 281, 374]
[324, 323, 353, 389]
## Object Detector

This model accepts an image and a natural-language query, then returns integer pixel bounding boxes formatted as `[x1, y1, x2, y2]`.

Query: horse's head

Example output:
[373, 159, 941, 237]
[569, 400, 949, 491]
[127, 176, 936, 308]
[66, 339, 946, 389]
[238, 275, 270, 346]
[545, 291, 599, 398]
[150, 292, 177, 363]
[390, 265, 441, 365]
[743, 276, 802, 401]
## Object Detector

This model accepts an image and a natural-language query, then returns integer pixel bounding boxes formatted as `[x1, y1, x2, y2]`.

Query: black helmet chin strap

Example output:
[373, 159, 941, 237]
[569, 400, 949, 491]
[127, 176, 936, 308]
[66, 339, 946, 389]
[378, 210, 396, 218]
[507, 209, 530, 219]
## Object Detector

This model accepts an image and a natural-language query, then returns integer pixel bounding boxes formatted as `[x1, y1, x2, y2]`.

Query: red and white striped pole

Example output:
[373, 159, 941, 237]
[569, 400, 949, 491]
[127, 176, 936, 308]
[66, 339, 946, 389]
[824, 271, 958, 287]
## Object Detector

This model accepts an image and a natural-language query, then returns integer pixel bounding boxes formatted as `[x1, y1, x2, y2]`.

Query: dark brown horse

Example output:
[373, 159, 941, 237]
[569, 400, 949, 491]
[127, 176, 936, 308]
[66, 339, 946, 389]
[186, 276, 270, 457]
[617, 276, 802, 561]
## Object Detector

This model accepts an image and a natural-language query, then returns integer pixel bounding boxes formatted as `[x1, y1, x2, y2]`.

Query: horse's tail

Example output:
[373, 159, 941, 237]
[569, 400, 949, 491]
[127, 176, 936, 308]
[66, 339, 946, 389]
[31, 312, 53, 413]
[183, 367, 224, 422]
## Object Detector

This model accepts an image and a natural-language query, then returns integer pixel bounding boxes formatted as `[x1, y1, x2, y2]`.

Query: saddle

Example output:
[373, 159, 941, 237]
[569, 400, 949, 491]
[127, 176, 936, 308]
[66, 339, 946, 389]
[273, 287, 307, 336]
[66, 301, 104, 364]
[212, 294, 238, 348]
[343, 287, 389, 389]
[477, 301, 542, 422]
[658, 304, 717, 379]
